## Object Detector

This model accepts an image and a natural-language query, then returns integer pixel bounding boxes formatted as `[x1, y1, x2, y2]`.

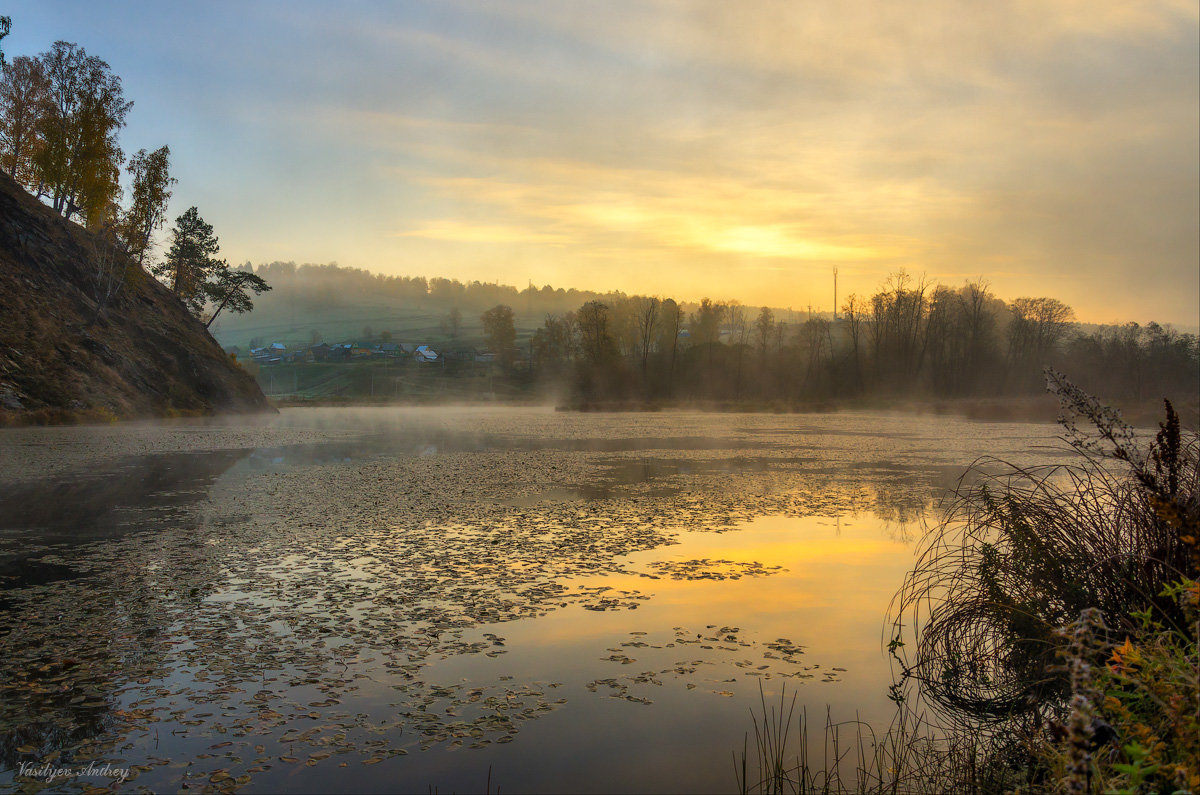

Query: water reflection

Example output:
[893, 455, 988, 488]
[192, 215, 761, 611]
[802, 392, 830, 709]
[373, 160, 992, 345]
[0, 449, 251, 545]
[0, 408, 1063, 792]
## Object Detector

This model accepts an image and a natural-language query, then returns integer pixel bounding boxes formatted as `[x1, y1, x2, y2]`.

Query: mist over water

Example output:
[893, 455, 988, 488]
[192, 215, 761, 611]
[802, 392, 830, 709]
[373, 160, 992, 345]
[0, 407, 1067, 792]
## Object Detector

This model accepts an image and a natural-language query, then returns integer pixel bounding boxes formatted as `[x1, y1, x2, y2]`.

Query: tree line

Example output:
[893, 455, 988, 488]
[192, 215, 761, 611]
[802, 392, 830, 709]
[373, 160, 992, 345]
[0, 29, 267, 326]
[474, 273, 1197, 406]
[236, 260, 619, 327]
[225, 261, 1195, 409]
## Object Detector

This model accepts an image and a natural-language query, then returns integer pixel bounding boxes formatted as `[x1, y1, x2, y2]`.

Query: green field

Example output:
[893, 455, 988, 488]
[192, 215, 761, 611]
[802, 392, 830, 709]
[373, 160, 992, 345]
[250, 359, 536, 402]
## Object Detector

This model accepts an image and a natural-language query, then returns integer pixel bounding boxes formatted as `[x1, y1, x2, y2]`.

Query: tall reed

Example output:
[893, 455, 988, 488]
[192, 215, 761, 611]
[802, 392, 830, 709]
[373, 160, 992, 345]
[736, 373, 1197, 793]
[889, 372, 1197, 733]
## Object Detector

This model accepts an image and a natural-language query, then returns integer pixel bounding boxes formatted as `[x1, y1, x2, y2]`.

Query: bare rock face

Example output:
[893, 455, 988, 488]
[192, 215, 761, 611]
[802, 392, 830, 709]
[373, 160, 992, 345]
[0, 171, 271, 423]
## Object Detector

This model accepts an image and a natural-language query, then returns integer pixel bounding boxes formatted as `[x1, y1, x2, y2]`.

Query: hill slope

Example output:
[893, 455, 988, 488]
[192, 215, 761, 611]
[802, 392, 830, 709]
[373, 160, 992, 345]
[0, 171, 270, 422]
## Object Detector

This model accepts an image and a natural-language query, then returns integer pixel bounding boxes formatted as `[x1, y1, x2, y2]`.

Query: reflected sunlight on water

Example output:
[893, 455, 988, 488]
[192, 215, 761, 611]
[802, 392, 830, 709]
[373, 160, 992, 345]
[0, 407, 1065, 793]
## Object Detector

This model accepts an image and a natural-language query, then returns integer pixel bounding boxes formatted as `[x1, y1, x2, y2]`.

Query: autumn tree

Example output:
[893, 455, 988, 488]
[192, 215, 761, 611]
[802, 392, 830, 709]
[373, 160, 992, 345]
[81, 146, 175, 322]
[0, 16, 10, 66]
[0, 54, 48, 186]
[32, 41, 131, 226]
[118, 145, 174, 267]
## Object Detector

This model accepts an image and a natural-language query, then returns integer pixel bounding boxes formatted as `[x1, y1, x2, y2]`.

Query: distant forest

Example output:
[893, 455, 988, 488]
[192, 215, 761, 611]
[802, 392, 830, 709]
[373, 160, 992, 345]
[222, 262, 1198, 408]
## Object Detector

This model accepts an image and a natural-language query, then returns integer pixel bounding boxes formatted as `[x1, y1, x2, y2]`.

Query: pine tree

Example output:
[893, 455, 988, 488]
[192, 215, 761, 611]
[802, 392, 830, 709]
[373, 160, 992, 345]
[156, 206, 223, 316]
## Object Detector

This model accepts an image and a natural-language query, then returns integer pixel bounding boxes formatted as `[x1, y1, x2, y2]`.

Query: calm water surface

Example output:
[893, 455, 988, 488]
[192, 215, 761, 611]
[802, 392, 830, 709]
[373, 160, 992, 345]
[0, 407, 1066, 793]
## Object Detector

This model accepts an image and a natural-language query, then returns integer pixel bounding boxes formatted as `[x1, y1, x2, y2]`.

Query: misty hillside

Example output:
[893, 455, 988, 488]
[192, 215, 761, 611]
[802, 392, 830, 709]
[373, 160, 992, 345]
[208, 260, 1198, 420]
[209, 261, 811, 351]
[0, 171, 270, 422]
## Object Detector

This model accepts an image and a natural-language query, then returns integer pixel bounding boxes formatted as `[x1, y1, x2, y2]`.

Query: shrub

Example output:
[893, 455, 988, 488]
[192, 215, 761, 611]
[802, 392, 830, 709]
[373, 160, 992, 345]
[890, 371, 1198, 734]
[1038, 580, 1198, 793]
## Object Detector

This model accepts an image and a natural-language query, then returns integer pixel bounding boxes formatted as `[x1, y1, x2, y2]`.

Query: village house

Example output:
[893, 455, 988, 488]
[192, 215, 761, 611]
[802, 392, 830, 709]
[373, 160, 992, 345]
[413, 345, 440, 363]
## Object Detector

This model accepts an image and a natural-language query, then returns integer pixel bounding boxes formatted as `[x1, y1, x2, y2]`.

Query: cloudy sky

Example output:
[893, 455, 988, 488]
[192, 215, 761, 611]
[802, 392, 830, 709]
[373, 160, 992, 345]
[7, 1, 1199, 325]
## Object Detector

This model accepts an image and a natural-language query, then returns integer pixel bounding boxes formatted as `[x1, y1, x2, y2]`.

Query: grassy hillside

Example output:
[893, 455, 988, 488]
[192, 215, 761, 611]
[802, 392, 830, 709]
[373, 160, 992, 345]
[0, 172, 270, 423]
[207, 262, 663, 352]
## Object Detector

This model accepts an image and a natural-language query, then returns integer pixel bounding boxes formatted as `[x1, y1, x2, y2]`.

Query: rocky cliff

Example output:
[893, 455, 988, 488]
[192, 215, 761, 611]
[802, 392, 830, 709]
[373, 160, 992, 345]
[0, 171, 271, 423]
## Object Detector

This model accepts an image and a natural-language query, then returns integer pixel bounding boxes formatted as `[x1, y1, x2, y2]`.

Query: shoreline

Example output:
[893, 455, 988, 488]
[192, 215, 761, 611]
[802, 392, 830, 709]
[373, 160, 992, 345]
[268, 393, 1196, 426]
[2, 393, 1194, 429]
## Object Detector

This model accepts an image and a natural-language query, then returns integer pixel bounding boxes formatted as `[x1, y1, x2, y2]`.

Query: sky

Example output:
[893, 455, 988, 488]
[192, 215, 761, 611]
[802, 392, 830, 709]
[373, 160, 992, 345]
[5, 1, 1199, 326]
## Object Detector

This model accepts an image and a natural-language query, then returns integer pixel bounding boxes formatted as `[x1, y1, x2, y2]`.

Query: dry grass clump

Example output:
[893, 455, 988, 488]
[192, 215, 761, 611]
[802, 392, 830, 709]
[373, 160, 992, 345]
[890, 371, 1197, 731]
[731, 371, 1197, 793]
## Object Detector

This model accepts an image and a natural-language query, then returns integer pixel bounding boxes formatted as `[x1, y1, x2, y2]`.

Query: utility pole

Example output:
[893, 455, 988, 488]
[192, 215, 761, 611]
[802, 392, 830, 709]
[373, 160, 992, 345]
[833, 267, 838, 322]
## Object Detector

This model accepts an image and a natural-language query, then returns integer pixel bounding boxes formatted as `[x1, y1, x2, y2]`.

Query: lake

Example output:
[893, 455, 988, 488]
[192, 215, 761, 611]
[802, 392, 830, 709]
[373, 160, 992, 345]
[0, 407, 1068, 793]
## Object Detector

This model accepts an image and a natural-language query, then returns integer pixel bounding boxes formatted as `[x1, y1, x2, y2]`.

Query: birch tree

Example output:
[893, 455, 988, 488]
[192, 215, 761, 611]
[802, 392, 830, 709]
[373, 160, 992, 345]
[0, 55, 48, 186]
[31, 41, 131, 225]
[119, 145, 175, 267]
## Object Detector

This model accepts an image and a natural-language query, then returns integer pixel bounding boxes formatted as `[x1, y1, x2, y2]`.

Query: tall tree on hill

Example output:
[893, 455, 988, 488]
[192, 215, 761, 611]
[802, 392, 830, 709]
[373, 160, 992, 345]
[157, 207, 224, 316]
[0, 16, 10, 67]
[0, 54, 48, 187]
[88, 147, 174, 321]
[118, 146, 174, 267]
[31, 41, 131, 226]
[204, 267, 270, 328]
